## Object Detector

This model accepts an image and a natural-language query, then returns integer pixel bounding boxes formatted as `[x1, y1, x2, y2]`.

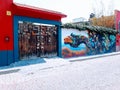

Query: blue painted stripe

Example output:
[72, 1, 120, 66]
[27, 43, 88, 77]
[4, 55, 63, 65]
[0, 51, 7, 66]
[14, 16, 61, 25]
[58, 26, 62, 57]
[7, 50, 14, 65]
[14, 17, 19, 62]
[0, 50, 13, 66]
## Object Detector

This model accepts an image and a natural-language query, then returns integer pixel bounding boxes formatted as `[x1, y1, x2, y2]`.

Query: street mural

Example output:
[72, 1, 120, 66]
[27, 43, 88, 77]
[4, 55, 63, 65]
[62, 29, 116, 58]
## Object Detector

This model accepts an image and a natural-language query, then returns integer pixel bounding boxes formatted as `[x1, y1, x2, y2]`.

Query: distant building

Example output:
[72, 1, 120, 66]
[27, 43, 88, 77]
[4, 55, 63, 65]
[72, 17, 89, 25]
[89, 13, 95, 18]
[89, 15, 115, 28]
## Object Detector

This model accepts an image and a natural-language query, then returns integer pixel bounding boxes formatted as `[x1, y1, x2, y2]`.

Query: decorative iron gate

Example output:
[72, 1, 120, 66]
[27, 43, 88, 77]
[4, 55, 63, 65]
[18, 21, 58, 60]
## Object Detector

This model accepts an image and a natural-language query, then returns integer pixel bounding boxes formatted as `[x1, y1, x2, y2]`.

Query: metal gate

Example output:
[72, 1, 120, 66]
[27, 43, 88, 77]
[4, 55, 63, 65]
[18, 21, 58, 60]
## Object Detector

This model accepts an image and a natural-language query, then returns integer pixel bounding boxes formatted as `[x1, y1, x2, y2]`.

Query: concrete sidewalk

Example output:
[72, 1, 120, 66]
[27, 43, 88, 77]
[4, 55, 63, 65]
[0, 51, 120, 71]
[1, 51, 120, 90]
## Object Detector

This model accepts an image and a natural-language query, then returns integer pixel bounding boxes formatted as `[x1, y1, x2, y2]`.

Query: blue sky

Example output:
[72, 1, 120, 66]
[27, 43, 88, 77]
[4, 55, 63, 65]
[14, 0, 120, 23]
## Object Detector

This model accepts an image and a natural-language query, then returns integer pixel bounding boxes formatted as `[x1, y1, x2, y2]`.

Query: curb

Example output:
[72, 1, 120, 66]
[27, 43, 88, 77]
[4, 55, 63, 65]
[67, 52, 120, 62]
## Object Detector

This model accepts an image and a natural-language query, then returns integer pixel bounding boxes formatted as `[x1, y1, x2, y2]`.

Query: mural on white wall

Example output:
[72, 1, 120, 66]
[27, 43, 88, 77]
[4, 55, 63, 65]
[62, 28, 116, 58]
[62, 29, 89, 58]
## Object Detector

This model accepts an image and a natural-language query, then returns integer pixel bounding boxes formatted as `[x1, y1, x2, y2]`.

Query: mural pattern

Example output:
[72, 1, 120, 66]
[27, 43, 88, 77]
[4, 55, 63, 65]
[62, 29, 116, 58]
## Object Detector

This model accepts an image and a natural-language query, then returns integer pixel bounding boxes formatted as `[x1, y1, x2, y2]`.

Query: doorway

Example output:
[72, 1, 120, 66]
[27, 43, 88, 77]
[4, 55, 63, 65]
[18, 21, 58, 60]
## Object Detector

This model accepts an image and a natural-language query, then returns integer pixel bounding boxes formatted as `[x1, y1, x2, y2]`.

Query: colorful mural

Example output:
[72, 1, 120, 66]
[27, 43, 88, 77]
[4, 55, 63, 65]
[62, 29, 116, 58]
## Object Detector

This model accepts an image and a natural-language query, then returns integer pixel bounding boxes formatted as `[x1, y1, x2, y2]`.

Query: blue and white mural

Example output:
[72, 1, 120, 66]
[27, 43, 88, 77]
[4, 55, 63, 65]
[62, 29, 116, 58]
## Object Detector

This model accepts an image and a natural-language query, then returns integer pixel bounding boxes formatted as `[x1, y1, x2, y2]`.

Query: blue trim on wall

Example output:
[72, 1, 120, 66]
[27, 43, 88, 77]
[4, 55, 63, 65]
[58, 26, 62, 57]
[0, 51, 7, 66]
[14, 16, 61, 25]
[0, 50, 13, 66]
[7, 50, 14, 65]
[14, 17, 19, 62]
[14, 16, 62, 61]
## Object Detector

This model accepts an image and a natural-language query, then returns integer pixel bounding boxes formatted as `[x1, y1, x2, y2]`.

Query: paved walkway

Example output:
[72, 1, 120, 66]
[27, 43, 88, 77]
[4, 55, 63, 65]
[0, 51, 120, 70]
[0, 52, 120, 90]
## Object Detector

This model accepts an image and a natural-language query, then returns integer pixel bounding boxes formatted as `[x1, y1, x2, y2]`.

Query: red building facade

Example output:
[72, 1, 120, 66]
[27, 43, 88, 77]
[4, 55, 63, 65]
[115, 10, 120, 51]
[0, 0, 66, 66]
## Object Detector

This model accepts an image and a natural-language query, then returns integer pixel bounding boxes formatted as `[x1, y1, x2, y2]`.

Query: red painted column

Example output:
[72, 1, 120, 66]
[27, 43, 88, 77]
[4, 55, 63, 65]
[0, 0, 13, 50]
[115, 10, 120, 51]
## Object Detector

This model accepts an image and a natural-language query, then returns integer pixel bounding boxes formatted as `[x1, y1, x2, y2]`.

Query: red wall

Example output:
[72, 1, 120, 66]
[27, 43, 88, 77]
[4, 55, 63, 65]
[0, 0, 13, 50]
[115, 10, 120, 51]
[12, 3, 62, 22]
[0, 0, 66, 51]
